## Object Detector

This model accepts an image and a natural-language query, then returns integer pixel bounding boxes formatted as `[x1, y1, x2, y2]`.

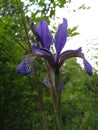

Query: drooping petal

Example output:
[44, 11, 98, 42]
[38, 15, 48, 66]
[44, 74, 51, 88]
[83, 58, 93, 76]
[59, 48, 84, 67]
[32, 45, 55, 69]
[44, 74, 64, 91]
[36, 20, 52, 50]
[16, 54, 36, 76]
[59, 47, 93, 75]
[76, 47, 82, 52]
[44, 69, 55, 88]
[54, 18, 68, 56]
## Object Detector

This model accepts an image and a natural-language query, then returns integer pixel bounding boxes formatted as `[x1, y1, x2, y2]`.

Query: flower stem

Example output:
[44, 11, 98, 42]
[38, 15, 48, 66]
[55, 110, 64, 130]
[46, 63, 64, 130]
[55, 73, 64, 130]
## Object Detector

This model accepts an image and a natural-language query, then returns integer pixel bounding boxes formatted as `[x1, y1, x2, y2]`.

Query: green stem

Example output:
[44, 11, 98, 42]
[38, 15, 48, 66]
[55, 74, 61, 111]
[55, 73, 64, 130]
[46, 64, 64, 130]
[45, 61, 58, 109]
[55, 110, 64, 130]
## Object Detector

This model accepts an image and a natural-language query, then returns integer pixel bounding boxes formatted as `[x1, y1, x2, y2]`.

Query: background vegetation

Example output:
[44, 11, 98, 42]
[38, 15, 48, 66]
[0, 0, 98, 130]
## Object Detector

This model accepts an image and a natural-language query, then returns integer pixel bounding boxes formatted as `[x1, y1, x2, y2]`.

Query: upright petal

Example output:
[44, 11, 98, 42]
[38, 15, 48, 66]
[36, 20, 52, 50]
[32, 44, 41, 52]
[83, 58, 93, 76]
[54, 18, 68, 55]
[16, 54, 36, 76]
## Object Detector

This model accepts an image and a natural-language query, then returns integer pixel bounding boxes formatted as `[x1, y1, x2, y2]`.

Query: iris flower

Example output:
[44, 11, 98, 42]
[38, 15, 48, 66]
[16, 18, 92, 77]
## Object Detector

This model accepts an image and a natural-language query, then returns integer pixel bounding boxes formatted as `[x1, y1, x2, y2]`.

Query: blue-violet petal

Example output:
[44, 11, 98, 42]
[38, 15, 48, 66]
[32, 47, 55, 69]
[59, 48, 84, 67]
[83, 58, 93, 75]
[16, 54, 36, 76]
[36, 20, 52, 50]
[44, 74, 51, 88]
[54, 18, 68, 55]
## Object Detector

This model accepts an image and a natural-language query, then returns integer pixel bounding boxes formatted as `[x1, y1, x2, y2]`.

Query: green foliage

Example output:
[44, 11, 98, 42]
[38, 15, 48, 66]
[68, 25, 80, 37]
[61, 59, 98, 130]
[78, 4, 91, 10]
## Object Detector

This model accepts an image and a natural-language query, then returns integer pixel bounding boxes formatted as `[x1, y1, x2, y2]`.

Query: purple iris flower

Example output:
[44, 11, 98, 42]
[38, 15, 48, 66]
[16, 18, 92, 76]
